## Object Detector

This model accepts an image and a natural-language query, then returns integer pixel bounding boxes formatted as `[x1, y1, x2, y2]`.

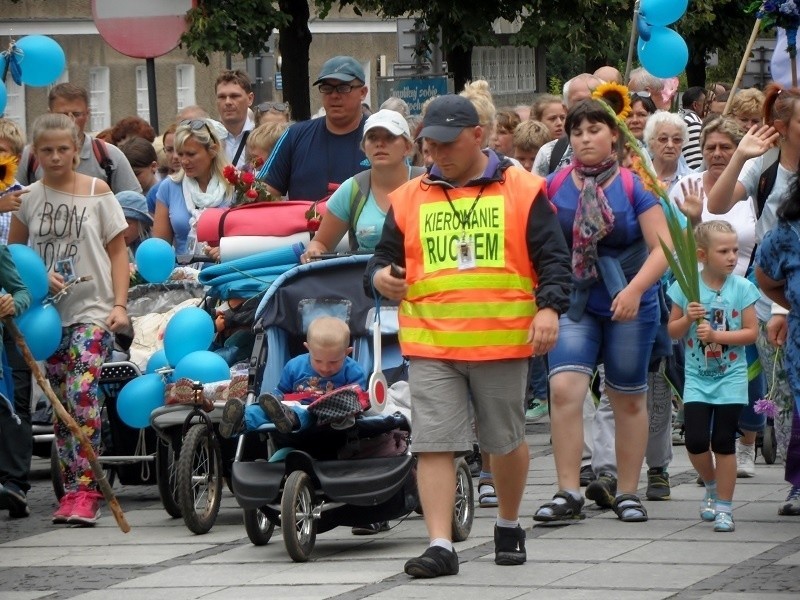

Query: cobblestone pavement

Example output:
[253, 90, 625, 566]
[1, 422, 799, 599]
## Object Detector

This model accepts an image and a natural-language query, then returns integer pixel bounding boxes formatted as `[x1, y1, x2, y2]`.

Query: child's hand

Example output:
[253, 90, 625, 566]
[106, 305, 130, 333]
[48, 272, 65, 295]
[696, 321, 714, 343]
[0, 187, 27, 213]
[214, 313, 226, 333]
[0, 293, 15, 318]
[685, 302, 706, 322]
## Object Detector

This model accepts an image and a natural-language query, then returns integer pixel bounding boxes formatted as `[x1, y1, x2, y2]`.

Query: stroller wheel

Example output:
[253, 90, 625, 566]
[452, 457, 474, 542]
[281, 470, 317, 562]
[156, 437, 182, 518]
[243, 508, 275, 546]
[177, 423, 223, 534]
[762, 421, 777, 465]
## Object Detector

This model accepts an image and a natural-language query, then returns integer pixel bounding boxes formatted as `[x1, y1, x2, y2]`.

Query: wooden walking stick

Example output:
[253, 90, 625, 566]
[724, 18, 762, 116]
[4, 317, 131, 533]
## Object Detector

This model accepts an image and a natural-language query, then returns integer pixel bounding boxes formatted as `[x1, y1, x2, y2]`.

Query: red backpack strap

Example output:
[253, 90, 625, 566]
[546, 164, 574, 198]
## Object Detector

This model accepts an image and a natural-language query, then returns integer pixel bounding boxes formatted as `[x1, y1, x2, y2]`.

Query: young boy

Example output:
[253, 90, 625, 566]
[667, 221, 759, 532]
[512, 120, 551, 172]
[245, 121, 289, 169]
[219, 315, 366, 437]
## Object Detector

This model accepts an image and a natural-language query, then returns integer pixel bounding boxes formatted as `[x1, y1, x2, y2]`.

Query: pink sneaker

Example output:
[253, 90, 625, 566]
[52, 492, 78, 524]
[68, 491, 102, 526]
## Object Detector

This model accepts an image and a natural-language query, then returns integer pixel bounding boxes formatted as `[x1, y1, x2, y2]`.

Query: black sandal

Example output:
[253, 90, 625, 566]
[533, 490, 586, 525]
[612, 493, 648, 522]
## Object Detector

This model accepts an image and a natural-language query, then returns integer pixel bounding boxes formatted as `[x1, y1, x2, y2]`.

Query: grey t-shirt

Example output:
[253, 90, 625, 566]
[18, 134, 142, 195]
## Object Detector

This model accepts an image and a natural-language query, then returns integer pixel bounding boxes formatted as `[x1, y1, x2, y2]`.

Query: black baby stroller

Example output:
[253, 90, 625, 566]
[231, 255, 474, 562]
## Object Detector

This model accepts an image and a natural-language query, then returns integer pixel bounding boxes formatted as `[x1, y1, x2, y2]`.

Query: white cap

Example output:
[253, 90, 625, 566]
[363, 109, 411, 141]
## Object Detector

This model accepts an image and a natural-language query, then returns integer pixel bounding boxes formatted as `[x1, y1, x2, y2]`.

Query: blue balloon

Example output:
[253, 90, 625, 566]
[16, 303, 62, 360]
[135, 238, 175, 284]
[146, 349, 171, 373]
[174, 350, 230, 384]
[116, 373, 166, 429]
[8, 244, 49, 304]
[638, 27, 689, 79]
[163, 307, 215, 366]
[16, 35, 66, 87]
[0, 80, 6, 115]
[640, 0, 688, 27]
[637, 14, 652, 42]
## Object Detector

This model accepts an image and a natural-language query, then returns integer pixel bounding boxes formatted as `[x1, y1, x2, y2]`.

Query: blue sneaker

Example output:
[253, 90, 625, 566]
[713, 512, 735, 532]
[700, 494, 716, 522]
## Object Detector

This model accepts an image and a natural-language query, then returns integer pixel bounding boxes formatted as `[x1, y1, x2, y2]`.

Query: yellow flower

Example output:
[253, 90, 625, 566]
[592, 82, 632, 120]
[0, 153, 18, 192]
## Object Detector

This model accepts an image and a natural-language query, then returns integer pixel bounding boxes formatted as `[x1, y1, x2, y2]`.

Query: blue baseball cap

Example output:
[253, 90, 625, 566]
[313, 56, 365, 86]
[115, 190, 153, 225]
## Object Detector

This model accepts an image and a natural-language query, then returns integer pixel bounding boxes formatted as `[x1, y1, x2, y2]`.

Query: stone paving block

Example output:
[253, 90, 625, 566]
[609, 540, 778, 564]
[665, 521, 800, 542]
[49, 543, 215, 566]
[0, 593, 55, 600]
[701, 594, 800, 599]
[510, 537, 649, 562]
[112, 563, 285, 588]
[71, 587, 226, 600]
[248, 560, 405, 585]
[534, 516, 696, 540]
[515, 589, 673, 600]
[407, 560, 593, 587]
[552, 562, 727, 589]
[203, 584, 362, 599]
[774, 550, 800, 566]
[365, 584, 524, 599]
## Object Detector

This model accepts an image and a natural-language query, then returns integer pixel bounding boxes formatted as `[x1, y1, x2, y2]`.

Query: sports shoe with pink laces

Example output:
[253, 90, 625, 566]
[68, 491, 102, 526]
[52, 492, 78, 524]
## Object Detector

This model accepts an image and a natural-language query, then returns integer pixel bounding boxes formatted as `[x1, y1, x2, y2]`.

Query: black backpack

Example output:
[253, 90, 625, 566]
[755, 147, 780, 220]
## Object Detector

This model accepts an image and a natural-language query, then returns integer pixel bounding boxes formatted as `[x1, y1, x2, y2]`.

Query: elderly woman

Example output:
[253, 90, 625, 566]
[644, 111, 692, 194]
[671, 116, 763, 479]
[153, 119, 233, 256]
[729, 88, 765, 133]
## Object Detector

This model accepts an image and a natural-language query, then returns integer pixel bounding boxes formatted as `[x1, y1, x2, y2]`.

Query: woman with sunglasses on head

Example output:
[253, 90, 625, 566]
[153, 119, 233, 257]
[255, 101, 291, 126]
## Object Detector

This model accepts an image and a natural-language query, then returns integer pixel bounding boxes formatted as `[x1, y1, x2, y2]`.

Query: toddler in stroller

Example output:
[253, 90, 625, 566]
[218, 316, 367, 437]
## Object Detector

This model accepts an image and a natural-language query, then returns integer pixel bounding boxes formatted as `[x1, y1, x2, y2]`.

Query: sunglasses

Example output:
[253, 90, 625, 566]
[179, 119, 214, 137]
[256, 101, 289, 113]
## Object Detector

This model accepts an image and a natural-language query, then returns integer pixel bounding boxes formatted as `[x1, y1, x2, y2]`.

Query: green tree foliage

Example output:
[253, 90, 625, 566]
[179, 0, 290, 66]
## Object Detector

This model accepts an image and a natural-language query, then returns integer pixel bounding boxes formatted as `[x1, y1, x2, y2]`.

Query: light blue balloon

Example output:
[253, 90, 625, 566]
[16, 303, 62, 360]
[146, 349, 170, 373]
[163, 307, 215, 366]
[638, 27, 689, 79]
[637, 14, 652, 42]
[117, 373, 166, 429]
[135, 238, 175, 284]
[640, 0, 688, 27]
[0, 80, 6, 115]
[17, 35, 66, 87]
[8, 244, 49, 303]
[174, 350, 230, 384]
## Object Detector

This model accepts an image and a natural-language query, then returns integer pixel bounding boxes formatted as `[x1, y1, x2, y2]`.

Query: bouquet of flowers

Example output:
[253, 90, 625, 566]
[751, 0, 800, 57]
[222, 163, 275, 207]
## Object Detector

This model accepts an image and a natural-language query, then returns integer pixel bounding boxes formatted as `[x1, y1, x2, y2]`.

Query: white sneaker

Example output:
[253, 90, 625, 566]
[736, 440, 756, 478]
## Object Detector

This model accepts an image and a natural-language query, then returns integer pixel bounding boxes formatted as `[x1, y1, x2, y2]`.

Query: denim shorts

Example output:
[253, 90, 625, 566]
[548, 306, 659, 394]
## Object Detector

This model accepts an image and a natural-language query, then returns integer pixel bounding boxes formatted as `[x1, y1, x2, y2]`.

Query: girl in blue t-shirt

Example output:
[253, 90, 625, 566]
[668, 220, 759, 532]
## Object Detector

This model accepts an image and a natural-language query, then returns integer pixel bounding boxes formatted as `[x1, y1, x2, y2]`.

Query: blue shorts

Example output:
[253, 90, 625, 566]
[548, 307, 659, 394]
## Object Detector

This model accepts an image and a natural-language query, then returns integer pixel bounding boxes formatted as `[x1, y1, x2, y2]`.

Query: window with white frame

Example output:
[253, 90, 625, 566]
[472, 46, 536, 95]
[2, 78, 26, 138]
[135, 66, 149, 121]
[176, 65, 196, 111]
[89, 67, 110, 133]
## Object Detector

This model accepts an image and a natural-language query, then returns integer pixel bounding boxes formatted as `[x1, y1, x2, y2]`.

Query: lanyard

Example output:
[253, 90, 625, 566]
[442, 183, 488, 235]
